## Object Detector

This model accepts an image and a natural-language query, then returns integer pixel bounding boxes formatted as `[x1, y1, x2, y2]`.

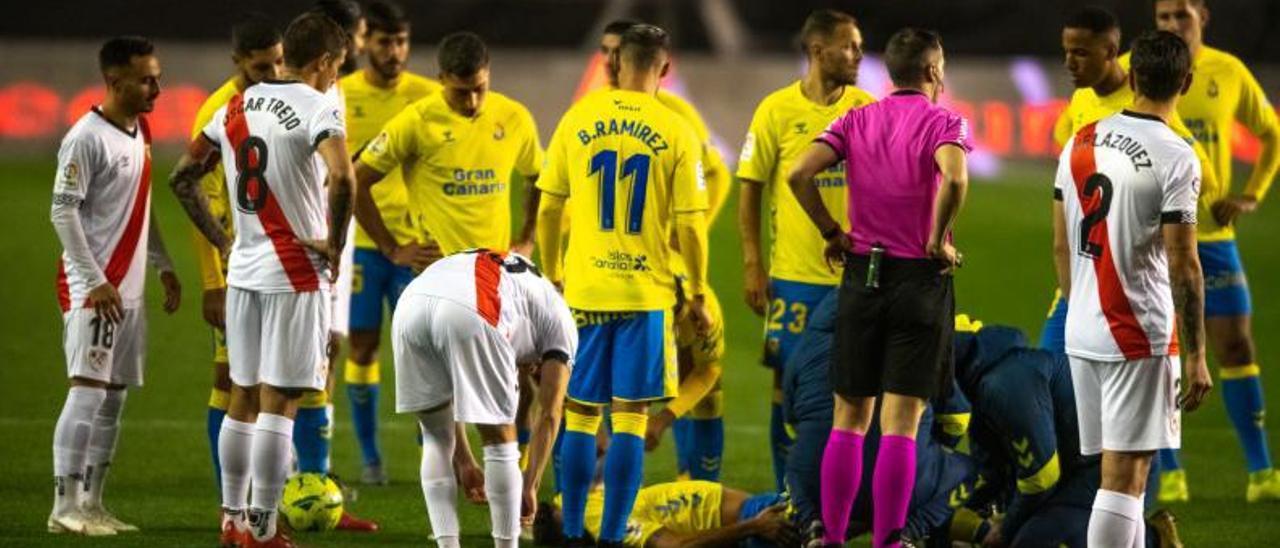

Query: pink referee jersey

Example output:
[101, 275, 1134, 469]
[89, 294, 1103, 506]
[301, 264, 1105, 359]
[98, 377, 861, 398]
[816, 90, 973, 258]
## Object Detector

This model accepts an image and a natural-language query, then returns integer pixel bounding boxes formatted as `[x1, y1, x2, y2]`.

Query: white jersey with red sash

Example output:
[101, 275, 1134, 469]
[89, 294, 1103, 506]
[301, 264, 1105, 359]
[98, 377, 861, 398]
[201, 81, 346, 294]
[1055, 111, 1200, 361]
[54, 108, 153, 311]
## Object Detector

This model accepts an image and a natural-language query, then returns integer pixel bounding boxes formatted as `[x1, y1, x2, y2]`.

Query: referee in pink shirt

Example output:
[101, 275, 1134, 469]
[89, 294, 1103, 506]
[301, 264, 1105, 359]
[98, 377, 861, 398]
[786, 28, 972, 548]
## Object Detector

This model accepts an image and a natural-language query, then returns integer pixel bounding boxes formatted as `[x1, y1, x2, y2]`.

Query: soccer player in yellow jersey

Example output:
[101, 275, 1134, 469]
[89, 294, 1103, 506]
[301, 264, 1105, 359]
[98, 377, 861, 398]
[533, 481, 795, 547]
[1152, 0, 1280, 503]
[736, 9, 875, 491]
[537, 25, 711, 546]
[355, 32, 543, 259]
[337, 0, 440, 486]
[187, 13, 282, 497]
[594, 18, 730, 486]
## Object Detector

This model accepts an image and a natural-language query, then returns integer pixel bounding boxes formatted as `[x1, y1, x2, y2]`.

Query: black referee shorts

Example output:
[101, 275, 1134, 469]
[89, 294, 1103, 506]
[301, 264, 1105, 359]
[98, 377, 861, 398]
[830, 253, 955, 400]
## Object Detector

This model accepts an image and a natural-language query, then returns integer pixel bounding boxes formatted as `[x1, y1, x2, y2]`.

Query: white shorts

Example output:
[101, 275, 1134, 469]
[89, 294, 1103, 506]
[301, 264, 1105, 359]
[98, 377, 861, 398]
[329, 224, 356, 337]
[63, 308, 146, 386]
[226, 287, 331, 391]
[391, 294, 517, 424]
[1069, 354, 1182, 455]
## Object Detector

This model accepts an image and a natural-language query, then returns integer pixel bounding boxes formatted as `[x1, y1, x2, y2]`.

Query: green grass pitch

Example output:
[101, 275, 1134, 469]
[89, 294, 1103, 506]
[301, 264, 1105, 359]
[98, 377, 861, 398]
[1, 157, 1278, 546]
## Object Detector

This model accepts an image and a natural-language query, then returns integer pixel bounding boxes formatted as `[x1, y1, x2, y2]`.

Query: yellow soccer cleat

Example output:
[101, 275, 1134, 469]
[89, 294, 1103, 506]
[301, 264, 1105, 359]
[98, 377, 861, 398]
[1246, 469, 1280, 503]
[1158, 469, 1190, 503]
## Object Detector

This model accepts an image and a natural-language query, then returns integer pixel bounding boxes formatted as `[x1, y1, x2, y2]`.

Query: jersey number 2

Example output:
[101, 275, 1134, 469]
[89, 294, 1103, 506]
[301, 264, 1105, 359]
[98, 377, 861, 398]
[235, 136, 270, 213]
[1078, 173, 1113, 260]
[590, 149, 651, 233]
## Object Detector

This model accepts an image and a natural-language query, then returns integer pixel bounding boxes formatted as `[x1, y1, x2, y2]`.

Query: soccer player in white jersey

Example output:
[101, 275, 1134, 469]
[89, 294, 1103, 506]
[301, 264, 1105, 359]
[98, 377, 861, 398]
[48, 35, 181, 537]
[392, 250, 575, 548]
[1052, 31, 1212, 547]
[169, 13, 355, 548]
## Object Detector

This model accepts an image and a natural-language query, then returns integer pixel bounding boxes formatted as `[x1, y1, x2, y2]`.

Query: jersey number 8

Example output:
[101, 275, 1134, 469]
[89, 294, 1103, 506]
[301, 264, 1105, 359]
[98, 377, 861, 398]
[235, 136, 270, 213]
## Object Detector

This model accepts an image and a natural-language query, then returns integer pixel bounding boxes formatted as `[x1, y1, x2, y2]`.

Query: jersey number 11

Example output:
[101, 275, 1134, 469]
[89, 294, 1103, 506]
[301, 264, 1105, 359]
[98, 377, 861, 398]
[590, 149, 651, 233]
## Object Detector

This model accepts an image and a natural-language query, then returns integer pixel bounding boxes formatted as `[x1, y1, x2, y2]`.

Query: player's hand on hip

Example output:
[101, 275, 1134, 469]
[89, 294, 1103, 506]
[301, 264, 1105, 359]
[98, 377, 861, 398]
[88, 282, 124, 323]
[298, 238, 340, 280]
[742, 261, 770, 316]
[1211, 195, 1258, 227]
[201, 287, 226, 329]
[388, 241, 437, 271]
[823, 232, 854, 273]
[1180, 354, 1213, 412]
[928, 240, 962, 274]
[159, 270, 182, 314]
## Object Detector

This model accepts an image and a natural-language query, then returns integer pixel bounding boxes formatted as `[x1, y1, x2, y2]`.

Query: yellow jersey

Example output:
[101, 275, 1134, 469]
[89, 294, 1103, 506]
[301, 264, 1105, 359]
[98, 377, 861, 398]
[340, 70, 440, 249]
[540, 89, 708, 311]
[190, 77, 239, 290]
[1053, 73, 1224, 239]
[655, 90, 731, 225]
[1173, 47, 1279, 241]
[358, 90, 543, 255]
[578, 481, 724, 547]
[736, 81, 876, 286]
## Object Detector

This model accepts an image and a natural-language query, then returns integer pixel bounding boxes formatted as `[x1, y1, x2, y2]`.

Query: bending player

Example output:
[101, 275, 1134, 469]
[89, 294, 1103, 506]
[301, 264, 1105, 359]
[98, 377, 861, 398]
[736, 9, 875, 491]
[1148, 0, 1280, 502]
[170, 13, 354, 547]
[49, 35, 180, 536]
[532, 480, 796, 547]
[188, 12, 282, 496]
[538, 24, 711, 546]
[338, 0, 440, 485]
[1052, 30, 1212, 547]
[391, 250, 575, 547]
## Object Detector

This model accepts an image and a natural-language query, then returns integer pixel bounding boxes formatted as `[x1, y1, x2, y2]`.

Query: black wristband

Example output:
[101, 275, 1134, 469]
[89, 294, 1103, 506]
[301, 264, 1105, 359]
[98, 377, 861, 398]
[821, 226, 842, 240]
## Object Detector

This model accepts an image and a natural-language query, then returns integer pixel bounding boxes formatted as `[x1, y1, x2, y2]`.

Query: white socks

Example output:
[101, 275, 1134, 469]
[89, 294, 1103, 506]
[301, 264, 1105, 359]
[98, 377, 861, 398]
[219, 418, 255, 511]
[84, 388, 127, 508]
[484, 442, 521, 548]
[1089, 489, 1144, 548]
[52, 386, 105, 516]
[418, 409, 460, 548]
[249, 413, 294, 540]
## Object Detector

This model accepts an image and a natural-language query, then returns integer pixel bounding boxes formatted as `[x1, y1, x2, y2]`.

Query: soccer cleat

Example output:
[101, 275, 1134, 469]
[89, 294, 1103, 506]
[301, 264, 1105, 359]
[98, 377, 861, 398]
[1246, 469, 1280, 503]
[336, 510, 380, 532]
[1158, 469, 1190, 503]
[1146, 508, 1184, 548]
[220, 519, 250, 548]
[360, 464, 388, 486]
[47, 510, 117, 536]
[244, 531, 297, 548]
[81, 504, 139, 532]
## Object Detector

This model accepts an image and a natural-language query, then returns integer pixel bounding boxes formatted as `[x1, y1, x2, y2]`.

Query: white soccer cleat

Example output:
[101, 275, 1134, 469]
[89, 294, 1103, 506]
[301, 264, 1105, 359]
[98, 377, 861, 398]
[47, 510, 117, 536]
[82, 504, 140, 532]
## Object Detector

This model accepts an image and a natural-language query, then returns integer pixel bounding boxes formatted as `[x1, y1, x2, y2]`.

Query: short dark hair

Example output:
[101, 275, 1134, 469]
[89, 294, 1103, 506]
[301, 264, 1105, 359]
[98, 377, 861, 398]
[99, 36, 154, 72]
[232, 13, 281, 56]
[438, 32, 489, 77]
[282, 12, 348, 69]
[883, 27, 942, 87]
[618, 24, 670, 71]
[1129, 30, 1191, 101]
[311, 0, 363, 35]
[365, 0, 408, 35]
[1065, 6, 1120, 34]
[531, 502, 563, 545]
[603, 19, 641, 37]
[799, 9, 858, 52]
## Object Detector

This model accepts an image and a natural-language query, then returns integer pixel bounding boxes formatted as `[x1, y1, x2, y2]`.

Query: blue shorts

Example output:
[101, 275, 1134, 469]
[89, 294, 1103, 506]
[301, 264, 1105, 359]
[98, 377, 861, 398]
[568, 309, 676, 404]
[1199, 240, 1251, 317]
[763, 279, 835, 369]
[1039, 290, 1067, 354]
[350, 248, 416, 332]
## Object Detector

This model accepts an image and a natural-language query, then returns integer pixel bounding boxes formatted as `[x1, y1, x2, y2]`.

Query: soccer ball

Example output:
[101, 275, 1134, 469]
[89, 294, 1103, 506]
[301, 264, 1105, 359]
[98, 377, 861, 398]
[279, 473, 344, 531]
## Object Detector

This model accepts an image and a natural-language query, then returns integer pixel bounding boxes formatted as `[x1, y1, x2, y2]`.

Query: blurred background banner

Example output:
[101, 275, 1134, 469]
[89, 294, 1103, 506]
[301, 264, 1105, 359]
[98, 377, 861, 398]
[1, 0, 1278, 178]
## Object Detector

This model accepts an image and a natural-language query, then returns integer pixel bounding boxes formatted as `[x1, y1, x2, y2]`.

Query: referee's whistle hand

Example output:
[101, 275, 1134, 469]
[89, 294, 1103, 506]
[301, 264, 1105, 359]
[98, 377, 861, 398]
[928, 241, 961, 274]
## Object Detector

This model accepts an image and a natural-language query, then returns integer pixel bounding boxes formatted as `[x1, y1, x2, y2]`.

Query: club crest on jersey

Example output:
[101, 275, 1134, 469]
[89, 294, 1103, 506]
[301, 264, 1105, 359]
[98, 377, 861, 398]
[368, 132, 389, 156]
[1207, 79, 1219, 98]
[442, 129, 455, 143]
[794, 121, 809, 135]
[493, 123, 505, 140]
[87, 348, 109, 372]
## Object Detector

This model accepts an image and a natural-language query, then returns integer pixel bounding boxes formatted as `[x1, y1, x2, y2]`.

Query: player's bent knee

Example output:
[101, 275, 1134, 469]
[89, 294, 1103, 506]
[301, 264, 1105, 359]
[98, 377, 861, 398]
[612, 399, 649, 414]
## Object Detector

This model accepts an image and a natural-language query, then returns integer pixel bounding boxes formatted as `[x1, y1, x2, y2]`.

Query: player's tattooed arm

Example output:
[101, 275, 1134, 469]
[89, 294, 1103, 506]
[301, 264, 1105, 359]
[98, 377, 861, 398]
[1164, 221, 1211, 411]
[168, 139, 230, 254]
[316, 136, 356, 271]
